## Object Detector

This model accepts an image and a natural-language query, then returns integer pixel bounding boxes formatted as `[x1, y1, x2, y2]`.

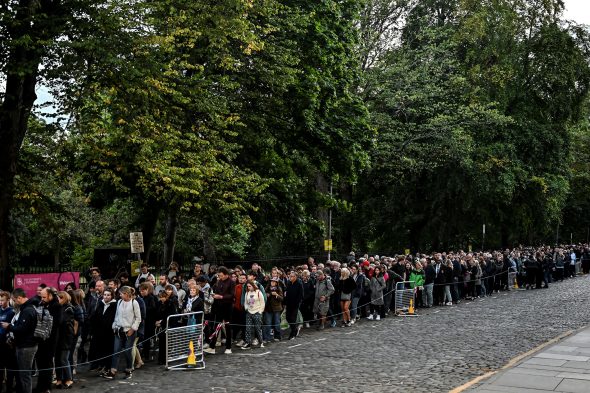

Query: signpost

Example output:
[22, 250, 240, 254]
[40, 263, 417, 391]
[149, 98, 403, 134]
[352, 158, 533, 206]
[482, 224, 486, 252]
[130, 232, 144, 269]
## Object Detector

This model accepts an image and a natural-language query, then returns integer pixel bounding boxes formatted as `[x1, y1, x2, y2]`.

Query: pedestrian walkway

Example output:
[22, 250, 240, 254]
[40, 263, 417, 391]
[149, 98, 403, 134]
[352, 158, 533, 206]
[468, 326, 590, 393]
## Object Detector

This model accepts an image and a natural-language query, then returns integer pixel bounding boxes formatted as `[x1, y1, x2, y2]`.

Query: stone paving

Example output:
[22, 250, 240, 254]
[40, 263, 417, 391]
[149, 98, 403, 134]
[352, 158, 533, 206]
[468, 326, 590, 393]
[71, 275, 590, 393]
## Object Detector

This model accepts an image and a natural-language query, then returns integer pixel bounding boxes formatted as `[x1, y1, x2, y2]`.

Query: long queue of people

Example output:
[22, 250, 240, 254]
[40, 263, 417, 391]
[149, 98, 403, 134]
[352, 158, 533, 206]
[1, 244, 589, 393]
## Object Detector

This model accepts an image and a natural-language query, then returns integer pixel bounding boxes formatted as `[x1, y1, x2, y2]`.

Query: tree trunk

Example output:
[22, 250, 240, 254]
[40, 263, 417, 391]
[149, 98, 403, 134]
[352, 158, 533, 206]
[0, 0, 66, 290]
[162, 204, 180, 267]
[140, 198, 162, 265]
[202, 224, 217, 264]
[53, 240, 61, 270]
[315, 173, 330, 258]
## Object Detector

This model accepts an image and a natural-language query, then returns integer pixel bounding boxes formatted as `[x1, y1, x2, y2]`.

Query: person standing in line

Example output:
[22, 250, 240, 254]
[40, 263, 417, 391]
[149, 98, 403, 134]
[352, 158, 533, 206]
[263, 278, 283, 343]
[284, 271, 304, 339]
[55, 291, 75, 389]
[36, 287, 62, 393]
[1, 288, 38, 393]
[102, 286, 141, 380]
[204, 267, 235, 355]
[134, 264, 155, 289]
[0, 291, 16, 393]
[240, 281, 265, 350]
[91, 289, 117, 374]
[313, 270, 334, 330]
[368, 266, 386, 320]
[338, 268, 356, 327]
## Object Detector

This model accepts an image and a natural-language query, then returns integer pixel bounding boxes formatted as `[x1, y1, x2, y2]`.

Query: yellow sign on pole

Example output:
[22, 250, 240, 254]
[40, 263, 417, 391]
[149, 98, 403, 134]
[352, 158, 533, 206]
[468, 244, 472, 252]
[324, 239, 333, 251]
[404, 249, 411, 255]
[130, 260, 141, 275]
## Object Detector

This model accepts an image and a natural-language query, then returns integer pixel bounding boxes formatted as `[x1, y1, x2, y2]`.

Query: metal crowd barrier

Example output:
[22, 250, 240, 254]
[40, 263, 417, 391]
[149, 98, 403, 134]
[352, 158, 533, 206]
[575, 261, 582, 275]
[394, 281, 418, 316]
[166, 311, 205, 370]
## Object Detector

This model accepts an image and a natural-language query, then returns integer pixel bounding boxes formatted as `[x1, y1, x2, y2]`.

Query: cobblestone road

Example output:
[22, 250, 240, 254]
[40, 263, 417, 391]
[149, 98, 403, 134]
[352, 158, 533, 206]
[73, 276, 590, 393]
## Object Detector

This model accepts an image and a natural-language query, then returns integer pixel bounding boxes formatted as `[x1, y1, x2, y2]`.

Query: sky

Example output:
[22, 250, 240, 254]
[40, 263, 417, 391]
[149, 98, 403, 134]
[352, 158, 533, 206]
[563, 0, 590, 25]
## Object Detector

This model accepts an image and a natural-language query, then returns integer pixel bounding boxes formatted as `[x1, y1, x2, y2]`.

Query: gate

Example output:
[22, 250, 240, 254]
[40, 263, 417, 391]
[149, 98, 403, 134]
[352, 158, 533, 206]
[394, 281, 418, 316]
[166, 311, 205, 370]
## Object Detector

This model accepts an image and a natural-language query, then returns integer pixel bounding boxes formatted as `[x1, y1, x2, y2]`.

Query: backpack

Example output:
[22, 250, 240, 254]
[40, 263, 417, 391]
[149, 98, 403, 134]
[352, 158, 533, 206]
[33, 306, 53, 341]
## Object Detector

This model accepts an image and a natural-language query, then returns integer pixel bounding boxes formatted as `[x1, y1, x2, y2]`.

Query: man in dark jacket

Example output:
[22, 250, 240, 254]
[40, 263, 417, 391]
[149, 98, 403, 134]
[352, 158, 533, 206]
[423, 260, 436, 307]
[36, 287, 63, 393]
[285, 271, 304, 340]
[205, 267, 235, 354]
[1, 288, 38, 393]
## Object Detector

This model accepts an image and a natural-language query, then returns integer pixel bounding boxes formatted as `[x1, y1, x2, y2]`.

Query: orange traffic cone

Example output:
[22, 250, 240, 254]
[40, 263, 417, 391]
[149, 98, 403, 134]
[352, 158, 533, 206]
[408, 298, 415, 315]
[187, 340, 196, 368]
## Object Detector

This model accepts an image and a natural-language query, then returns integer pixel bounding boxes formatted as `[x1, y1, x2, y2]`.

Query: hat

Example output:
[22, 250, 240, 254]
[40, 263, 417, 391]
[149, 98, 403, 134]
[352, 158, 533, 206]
[361, 260, 370, 268]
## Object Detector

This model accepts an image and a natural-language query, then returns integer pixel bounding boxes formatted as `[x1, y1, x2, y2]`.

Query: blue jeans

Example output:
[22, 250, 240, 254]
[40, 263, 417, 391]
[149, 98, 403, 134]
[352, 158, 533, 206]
[56, 349, 72, 382]
[350, 297, 360, 320]
[263, 311, 281, 341]
[16, 345, 37, 393]
[422, 283, 434, 307]
[111, 330, 136, 373]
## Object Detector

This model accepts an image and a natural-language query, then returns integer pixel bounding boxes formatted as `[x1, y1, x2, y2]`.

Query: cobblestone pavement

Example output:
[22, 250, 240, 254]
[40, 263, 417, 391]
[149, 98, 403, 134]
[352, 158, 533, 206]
[72, 276, 590, 393]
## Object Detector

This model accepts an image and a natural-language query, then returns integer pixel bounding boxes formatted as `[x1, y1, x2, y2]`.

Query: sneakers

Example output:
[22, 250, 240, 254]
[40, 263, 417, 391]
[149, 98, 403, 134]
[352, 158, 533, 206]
[367, 315, 374, 320]
[304, 322, 310, 328]
[446, 302, 453, 306]
[350, 320, 355, 325]
[102, 371, 116, 380]
[252, 338, 259, 346]
[259, 343, 265, 348]
[376, 315, 381, 321]
[203, 348, 216, 355]
[330, 320, 337, 328]
[273, 338, 281, 342]
[202, 343, 210, 349]
[224, 349, 232, 354]
[235, 339, 245, 347]
[124, 371, 133, 379]
[241, 344, 252, 350]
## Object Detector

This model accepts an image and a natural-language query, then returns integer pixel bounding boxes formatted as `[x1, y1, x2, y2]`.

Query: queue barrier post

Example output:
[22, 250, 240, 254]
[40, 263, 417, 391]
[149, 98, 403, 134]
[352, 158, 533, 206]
[394, 281, 419, 317]
[166, 311, 205, 370]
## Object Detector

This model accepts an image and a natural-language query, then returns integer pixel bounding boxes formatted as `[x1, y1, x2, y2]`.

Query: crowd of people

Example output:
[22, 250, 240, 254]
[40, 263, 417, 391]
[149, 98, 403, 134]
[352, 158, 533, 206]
[1, 244, 589, 392]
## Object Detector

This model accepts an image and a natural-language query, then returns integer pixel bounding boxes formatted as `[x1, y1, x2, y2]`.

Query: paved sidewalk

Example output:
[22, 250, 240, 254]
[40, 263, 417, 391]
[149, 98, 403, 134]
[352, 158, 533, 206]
[468, 326, 590, 393]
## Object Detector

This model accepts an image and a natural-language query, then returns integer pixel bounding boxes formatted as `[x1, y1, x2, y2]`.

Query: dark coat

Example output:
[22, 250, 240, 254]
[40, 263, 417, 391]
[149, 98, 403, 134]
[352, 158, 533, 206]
[424, 264, 436, 285]
[284, 278, 304, 309]
[90, 300, 116, 366]
[338, 277, 356, 295]
[39, 297, 63, 356]
[182, 295, 204, 314]
[57, 304, 75, 351]
[10, 298, 38, 348]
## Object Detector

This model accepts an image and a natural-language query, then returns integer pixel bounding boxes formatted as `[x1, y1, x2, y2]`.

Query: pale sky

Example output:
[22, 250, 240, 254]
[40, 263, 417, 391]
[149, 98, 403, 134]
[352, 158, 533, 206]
[563, 0, 590, 25]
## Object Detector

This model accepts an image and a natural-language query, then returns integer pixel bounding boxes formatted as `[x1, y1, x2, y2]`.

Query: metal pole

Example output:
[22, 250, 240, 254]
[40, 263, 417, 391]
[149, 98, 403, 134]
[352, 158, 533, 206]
[328, 182, 333, 262]
[555, 221, 559, 246]
[482, 224, 485, 252]
[571, 233, 573, 246]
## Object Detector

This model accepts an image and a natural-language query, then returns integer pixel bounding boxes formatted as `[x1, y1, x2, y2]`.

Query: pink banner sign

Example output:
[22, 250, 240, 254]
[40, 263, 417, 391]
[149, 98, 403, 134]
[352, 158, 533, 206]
[14, 272, 80, 298]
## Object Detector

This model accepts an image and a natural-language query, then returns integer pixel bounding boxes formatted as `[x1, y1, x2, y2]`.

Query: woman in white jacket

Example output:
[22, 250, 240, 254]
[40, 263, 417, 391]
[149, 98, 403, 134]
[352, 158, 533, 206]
[102, 286, 141, 380]
[241, 281, 265, 350]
